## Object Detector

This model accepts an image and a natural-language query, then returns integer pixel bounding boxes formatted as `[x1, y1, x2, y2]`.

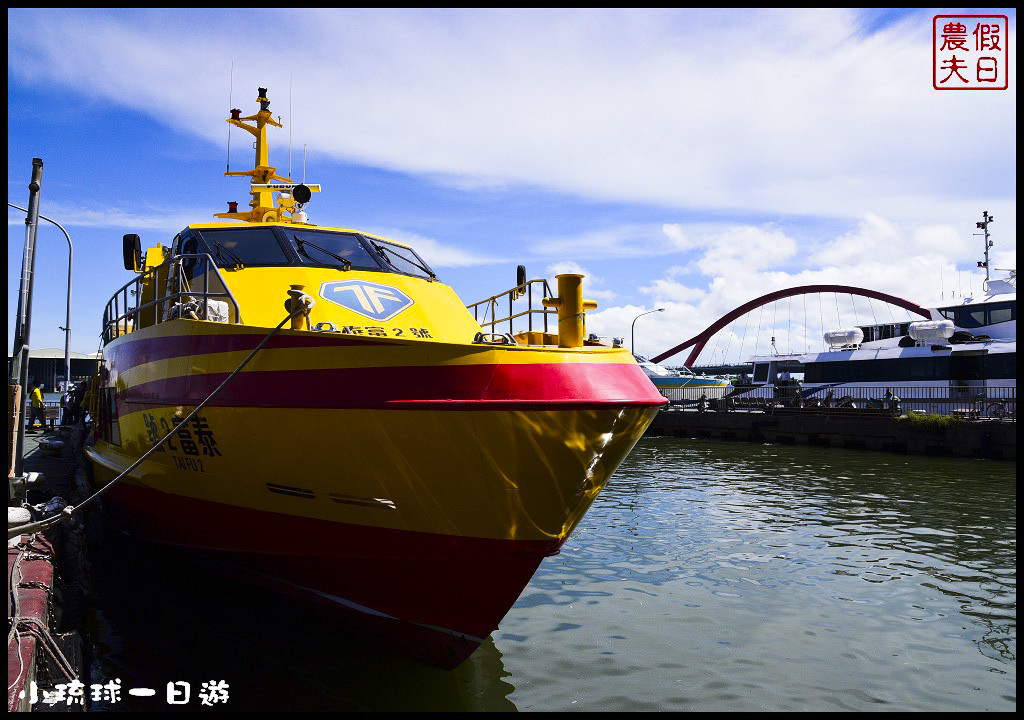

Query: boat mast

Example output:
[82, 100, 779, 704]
[216, 87, 290, 223]
[975, 210, 994, 284]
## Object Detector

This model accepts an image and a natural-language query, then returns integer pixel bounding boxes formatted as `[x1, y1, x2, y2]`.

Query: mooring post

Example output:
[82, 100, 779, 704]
[11, 158, 44, 480]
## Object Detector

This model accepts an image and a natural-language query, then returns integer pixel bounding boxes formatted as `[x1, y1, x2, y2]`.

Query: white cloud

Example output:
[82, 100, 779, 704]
[7, 204, 202, 233]
[695, 225, 799, 276]
[7, 9, 1015, 226]
[528, 224, 677, 259]
[366, 227, 504, 268]
[8, 10, 1015, 359]
[638, 278, 704, 304]
[585, 211, 1010, 362]
[545, 261, 617, 301]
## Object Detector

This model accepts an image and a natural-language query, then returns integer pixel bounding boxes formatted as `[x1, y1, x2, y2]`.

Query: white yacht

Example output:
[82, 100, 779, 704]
[739, 216, 1015, 417]
[634, 355, 731, 402]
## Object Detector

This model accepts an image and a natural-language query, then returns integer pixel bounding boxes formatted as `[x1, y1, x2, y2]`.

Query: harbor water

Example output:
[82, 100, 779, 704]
[86, 438, 1015, 712]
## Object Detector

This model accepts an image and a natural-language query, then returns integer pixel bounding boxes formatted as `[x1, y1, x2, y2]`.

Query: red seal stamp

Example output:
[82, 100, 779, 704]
[934, 15, 1009, 90]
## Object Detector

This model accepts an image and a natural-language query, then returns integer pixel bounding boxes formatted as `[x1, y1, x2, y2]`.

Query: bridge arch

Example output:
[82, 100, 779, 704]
[650, 284, 931, 367]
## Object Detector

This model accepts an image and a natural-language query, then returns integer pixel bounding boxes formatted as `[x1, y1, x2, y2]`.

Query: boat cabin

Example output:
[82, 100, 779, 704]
[749, 356, 803, 386]
[167, 225, 436, 280]
[935, 298, 1016, 339]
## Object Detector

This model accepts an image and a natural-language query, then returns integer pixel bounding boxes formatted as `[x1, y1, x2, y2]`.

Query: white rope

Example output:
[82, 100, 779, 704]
[8, 307, 301, 540]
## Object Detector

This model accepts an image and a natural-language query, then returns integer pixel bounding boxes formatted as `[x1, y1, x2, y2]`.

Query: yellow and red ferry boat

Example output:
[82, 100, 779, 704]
[85, 87, 665, 668]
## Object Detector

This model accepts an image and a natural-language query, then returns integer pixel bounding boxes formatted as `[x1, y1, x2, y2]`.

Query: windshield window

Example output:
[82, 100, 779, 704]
[196, 228, 290, 266]
[291, 230, 383, 270]
[367, 238, 437, 280]
[753, 364, 769, 383]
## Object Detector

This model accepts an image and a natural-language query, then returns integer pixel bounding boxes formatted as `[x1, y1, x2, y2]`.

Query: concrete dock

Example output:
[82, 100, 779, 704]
[8, 425, 91, 712]
[647, 406, 1016, 460]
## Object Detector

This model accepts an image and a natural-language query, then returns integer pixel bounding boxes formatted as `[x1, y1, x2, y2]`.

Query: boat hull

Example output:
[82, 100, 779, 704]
[86, 468, 560, 668]
[86, 321, 664, 667]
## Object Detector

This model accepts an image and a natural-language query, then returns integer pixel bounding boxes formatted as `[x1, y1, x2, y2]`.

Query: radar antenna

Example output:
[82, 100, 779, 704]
[214, 87, 320, 225]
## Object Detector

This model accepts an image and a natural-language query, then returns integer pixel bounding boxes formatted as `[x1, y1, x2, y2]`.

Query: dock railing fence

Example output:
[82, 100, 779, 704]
[660, 384, 1016, 420]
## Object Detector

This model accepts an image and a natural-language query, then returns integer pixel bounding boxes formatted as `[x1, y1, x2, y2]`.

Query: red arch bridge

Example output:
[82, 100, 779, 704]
[650, 284, 931, 368]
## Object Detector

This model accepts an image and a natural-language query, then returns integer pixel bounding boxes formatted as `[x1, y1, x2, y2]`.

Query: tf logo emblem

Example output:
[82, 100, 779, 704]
[319, 280, 413, 321]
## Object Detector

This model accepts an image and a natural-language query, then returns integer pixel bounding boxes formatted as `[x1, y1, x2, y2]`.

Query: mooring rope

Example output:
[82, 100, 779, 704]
[7, 303, 308, 540]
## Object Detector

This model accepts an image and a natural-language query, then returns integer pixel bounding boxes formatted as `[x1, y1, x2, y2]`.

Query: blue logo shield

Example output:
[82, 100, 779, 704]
[319, 280, 414, 321]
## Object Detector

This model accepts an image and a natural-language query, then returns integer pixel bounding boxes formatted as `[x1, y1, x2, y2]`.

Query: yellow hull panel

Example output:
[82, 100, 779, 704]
[90, 403, 657, 544]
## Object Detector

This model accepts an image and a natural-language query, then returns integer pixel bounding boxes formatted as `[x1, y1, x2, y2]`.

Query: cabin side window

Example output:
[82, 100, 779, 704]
[100, 387, 121, 446]
[986, 301, 1015, 324]
[805, 356, 953, 383]
[962, 307, 987, 328]
[368, 238, 437, 280]
[986, 352, 1017, 379]
[938, 301, 1016, 328]
[178, 232, 203, 281]
[858, 323, 912, 343]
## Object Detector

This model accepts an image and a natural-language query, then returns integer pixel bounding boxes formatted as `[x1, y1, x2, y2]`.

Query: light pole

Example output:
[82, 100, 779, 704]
[8, 202, 73, 396]
[631, 308, 664, 356]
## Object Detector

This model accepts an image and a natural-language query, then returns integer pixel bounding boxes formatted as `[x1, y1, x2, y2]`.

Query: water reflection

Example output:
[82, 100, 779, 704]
[87, 531, 516, 712]
[503, 439, 1014, 711]
[600, 440, 1013, 657]
[86, 438, 1015, 711]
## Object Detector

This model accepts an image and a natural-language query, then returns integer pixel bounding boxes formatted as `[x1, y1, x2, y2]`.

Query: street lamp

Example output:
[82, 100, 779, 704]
[631, 308, 664, 356]
[8, 202, 73, 397]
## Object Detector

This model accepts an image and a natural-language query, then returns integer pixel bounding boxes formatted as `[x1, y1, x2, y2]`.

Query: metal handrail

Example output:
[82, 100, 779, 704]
[101, 253, 243, 345]
[660, 383, 1016, 420]
[466, 278, 556, 336]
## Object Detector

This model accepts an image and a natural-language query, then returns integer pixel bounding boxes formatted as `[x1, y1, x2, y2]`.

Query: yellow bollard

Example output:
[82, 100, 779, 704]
[286, 284, 313, 330]
[542, 274, 598, 348]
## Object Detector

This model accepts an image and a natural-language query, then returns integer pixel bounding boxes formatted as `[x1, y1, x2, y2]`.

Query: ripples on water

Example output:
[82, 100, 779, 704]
[501, 439, 1016, 712]
[89, 439, 1015, 711]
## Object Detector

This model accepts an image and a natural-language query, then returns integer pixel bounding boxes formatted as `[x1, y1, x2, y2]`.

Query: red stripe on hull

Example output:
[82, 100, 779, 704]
[109, 330, 388, 368]
[122, 362, 665, 409]
[99, 480, 558, 669]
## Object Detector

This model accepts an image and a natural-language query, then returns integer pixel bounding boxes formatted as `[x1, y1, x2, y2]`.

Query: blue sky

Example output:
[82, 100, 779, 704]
[7, 8, 1017, 363]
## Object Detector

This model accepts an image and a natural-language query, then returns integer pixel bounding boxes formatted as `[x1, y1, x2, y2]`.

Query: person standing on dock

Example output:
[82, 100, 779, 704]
[61, 383, 78, 426]
[884, 388, 901, 415]
[27, 380, 46, 431]
[72, 382, 86, 424]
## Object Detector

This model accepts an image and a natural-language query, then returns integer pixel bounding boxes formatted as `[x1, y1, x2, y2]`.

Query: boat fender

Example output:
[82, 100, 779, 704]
[39, 438, 65, 456]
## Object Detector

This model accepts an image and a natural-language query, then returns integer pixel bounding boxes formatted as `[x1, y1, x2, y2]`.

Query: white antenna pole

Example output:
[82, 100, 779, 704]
[289, 73, 293, 181]
[226, 61, 234, 173]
